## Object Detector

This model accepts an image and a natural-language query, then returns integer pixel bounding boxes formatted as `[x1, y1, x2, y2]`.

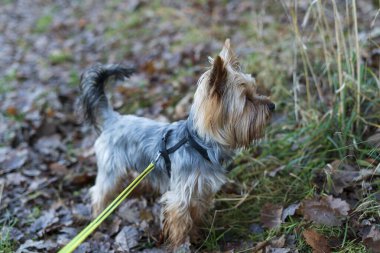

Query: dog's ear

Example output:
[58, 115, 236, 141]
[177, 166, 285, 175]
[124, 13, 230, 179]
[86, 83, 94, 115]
[219, 38, 237, 65]
[209, 55, 227, 97]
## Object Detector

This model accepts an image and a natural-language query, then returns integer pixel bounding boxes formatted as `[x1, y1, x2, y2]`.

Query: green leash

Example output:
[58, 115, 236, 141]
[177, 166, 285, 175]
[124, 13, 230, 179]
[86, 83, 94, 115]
[59, 155, 159, 253]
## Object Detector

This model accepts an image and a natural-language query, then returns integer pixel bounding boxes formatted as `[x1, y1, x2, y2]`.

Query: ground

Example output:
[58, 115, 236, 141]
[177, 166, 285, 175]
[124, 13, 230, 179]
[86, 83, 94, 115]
[0, 0, 380, 252]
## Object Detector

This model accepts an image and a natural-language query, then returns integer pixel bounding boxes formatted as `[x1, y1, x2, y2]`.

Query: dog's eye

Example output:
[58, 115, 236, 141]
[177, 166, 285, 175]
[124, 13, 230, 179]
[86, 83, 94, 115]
[246, 95, 254, 103]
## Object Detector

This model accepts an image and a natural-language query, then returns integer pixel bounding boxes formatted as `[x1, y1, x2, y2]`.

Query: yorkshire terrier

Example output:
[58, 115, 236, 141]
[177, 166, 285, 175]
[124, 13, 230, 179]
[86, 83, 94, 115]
[78, 39, 275, 249]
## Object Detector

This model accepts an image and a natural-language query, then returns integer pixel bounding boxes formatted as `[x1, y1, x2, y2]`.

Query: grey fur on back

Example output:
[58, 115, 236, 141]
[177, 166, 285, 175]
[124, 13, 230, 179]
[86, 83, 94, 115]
[95, 112, 233, 194]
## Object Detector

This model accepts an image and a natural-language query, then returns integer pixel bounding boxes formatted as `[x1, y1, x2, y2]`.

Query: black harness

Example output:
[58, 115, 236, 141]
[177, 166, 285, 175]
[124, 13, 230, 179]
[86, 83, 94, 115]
[159, 128, 211, 177]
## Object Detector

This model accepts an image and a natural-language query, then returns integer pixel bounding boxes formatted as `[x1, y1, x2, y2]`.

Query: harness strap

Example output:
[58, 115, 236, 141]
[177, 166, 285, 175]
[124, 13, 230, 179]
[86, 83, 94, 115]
[160, 130, 173, 177]
[186, 128, 211, 162]
[159, 128, 211, 177]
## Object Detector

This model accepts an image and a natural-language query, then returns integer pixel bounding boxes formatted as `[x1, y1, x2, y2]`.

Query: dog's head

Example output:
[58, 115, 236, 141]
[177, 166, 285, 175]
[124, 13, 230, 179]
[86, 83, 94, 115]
[191, 39, 274, 148]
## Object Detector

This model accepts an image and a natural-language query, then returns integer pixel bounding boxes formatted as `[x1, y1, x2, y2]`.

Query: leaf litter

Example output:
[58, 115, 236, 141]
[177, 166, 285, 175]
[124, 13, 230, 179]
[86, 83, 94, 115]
[0, 0, 379, 252]
[302, 229, 331, 253]
[300, 195, 350, 226]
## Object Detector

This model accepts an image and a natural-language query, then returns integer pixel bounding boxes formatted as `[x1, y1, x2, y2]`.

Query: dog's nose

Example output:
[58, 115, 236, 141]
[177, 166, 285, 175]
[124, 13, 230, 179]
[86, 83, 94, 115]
[268, 103, 275, 112]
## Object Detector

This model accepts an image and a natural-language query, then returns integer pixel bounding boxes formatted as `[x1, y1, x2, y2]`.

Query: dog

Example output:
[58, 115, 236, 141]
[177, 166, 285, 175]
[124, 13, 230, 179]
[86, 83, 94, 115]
[78, 39, 274, 249]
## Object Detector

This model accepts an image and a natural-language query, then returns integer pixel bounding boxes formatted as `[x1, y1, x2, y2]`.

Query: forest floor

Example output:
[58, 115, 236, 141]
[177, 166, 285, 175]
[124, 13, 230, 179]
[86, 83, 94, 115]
[1, 0, 380, 252]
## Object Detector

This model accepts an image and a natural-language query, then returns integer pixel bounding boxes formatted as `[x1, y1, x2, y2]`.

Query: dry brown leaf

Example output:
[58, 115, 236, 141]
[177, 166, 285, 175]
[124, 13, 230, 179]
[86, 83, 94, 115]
[303, 229, 331, 253]
[323, 159, 380, 194]
[49, 162, 69, 175]
[363, 225, 380, 253]
[300, 196, 350, 226]
[260, 203, 283, 229]
[270, 235, 285, 248]
[6, 106, 18, 116]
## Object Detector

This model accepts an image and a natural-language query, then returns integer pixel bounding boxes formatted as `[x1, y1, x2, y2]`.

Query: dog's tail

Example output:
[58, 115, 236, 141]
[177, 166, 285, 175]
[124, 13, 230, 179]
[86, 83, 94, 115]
[78, 63, 135, 132]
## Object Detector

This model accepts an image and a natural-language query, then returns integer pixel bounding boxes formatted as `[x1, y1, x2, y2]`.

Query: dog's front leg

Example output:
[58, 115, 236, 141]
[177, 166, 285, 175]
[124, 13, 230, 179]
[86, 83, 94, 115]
[161, 188, 193, 250]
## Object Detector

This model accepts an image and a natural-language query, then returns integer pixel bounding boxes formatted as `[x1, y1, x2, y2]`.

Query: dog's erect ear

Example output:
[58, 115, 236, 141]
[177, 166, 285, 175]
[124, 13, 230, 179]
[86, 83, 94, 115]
[219, 38, 237, 65]
[209, 55, 227, 97]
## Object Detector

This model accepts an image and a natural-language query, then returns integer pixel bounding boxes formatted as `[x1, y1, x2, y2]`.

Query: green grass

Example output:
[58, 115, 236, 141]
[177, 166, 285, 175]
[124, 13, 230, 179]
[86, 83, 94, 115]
[49, 51, 73, 65]
[193, 1, 380, 252]
[201, 101, 378, 252]
[68, 69, 80, 88]
[0, 233, 16, 253]
[0, 213, 18, 253]
[0, 69, 17, 94]
[34, 14, 53, 33]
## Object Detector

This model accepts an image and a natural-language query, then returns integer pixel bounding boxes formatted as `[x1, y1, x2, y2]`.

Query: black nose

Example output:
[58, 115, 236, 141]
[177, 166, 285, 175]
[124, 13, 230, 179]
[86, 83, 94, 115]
[268, 103, 275, 112]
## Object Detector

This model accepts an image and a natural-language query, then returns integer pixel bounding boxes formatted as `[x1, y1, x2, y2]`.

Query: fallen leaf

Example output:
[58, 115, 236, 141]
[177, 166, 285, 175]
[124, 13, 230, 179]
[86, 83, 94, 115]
[140, 249, 167, 253]
[303, 229, 331, 253]
[265, 246, 291, 253]
[49, 162, 69, 175]
[72, 204, 91, 223]
[270, 235, 285, 248]
[300, 196, 350, 226]
[321, 160, 380, 194]
[6, 172, 28, 186]
[140, 209, 154, 222]
[74, 242, 91, 253]
[118, 198, 147, 224]
[172, 241, 191, 253]
[108, 217, 122, 236]
[0, 148, 28, 174]
[57, 227, 78, 246]
[363, 225, 380, 253]
[6, 106, 18, 116]
[115, 226, 140, 251]
[16, 239, 56, 253]
[29, 210, 59, 237]
[260, 203, 283, 229]
[34, 134, 65, 160]
[141, 61, 157, 74]
[281, 203, 300, 222]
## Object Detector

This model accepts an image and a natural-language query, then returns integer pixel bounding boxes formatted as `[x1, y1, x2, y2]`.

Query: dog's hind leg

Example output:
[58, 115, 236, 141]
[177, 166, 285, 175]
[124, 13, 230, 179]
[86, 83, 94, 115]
[90, 136, 127, 215]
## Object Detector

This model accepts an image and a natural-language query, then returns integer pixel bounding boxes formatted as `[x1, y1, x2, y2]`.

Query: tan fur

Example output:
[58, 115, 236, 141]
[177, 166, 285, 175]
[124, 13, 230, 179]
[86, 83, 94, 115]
[192, 40, 271, 148]
[163, 203, 193, 248]
[162, 170, 215, 249]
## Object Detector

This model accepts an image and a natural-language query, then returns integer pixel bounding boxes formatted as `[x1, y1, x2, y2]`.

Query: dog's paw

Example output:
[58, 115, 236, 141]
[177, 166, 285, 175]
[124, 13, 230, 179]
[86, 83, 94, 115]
[173, 240, 191, 253]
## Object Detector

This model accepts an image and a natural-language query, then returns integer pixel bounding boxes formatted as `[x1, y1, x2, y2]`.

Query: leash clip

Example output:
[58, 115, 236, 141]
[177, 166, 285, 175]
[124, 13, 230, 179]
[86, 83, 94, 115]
[152, 152, 161, 164]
